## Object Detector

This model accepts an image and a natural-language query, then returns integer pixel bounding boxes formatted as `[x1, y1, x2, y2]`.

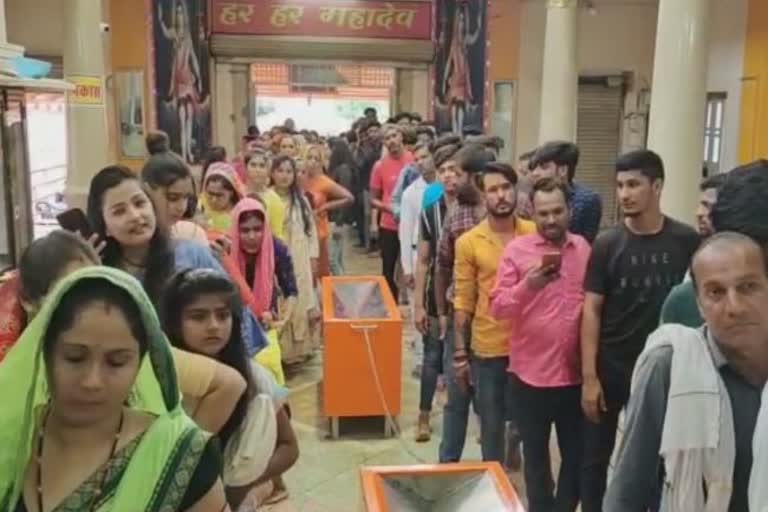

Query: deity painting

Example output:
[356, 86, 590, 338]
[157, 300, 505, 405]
[434, 0, 487, 136]
[153, 0, 211, 164]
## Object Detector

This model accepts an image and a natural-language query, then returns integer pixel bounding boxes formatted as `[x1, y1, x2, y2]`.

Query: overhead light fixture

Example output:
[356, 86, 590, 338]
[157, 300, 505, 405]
[584, 0, 598, 16]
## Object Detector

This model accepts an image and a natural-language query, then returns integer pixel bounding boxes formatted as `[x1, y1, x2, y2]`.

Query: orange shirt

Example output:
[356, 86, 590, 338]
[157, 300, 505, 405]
[306, 174, 336, 239]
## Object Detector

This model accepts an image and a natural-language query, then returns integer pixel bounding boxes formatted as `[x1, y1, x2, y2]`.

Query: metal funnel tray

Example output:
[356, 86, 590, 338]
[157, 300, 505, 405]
[331, 281, 390, 319]
[361, 463, 525, 511]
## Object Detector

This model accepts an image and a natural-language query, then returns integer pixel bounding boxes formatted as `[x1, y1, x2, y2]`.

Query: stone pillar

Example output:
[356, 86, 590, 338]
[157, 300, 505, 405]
[538, 0, 578, 143]
[647, 0, 712, 225]
[63, 0, 111, 210]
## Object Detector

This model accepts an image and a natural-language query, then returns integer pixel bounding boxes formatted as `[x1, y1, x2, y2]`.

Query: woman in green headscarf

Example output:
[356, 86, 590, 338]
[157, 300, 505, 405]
[0, 266, 229, 511]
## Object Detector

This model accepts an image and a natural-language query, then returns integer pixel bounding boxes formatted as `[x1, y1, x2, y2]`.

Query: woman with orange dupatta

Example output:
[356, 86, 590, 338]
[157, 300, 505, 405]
[303, 145, 353, 278]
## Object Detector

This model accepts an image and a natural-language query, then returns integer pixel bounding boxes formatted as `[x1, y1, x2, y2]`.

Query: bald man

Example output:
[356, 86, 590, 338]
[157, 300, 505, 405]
[661, 161, 768, 328]
[605, 232, 768, 511]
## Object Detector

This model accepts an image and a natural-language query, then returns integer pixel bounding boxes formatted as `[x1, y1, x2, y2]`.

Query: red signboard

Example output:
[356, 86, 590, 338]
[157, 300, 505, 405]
[211, 0, 432, 40]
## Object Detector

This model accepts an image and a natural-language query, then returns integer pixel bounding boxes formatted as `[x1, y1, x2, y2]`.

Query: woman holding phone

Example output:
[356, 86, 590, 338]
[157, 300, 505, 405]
[86, 165, 223, 307]
[86, 165, 268, 354]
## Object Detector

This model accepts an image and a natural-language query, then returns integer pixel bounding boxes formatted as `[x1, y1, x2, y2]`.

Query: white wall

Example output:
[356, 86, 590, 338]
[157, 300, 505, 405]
[4, 0, 110, 58]
[516, 0, 659, 156]
[5, 0, 64, 56]
[706, 0, 748, 172]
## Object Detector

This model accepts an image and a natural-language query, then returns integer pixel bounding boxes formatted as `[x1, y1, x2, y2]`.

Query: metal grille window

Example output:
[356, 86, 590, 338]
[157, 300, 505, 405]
[252, 63, 290, 85]
[703, 92, 726, 176]
[252, 63, 394, 89]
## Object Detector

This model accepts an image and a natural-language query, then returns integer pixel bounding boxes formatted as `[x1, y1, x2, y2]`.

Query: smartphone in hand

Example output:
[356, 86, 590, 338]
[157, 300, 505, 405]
[541, 252, 562, 272]
[56, 208, 94, 239]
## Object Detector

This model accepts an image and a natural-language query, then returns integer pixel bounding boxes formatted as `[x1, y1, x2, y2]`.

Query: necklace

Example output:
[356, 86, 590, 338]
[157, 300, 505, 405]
[36, 409, 124, 512]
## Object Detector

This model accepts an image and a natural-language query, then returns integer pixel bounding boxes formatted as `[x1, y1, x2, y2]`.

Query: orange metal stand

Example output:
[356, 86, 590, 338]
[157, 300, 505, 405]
[321, 276, 403, 438]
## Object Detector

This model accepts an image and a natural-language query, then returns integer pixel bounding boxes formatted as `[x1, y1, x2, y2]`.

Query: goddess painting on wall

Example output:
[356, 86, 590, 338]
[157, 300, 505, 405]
[154, 0, 211, 164]
[434, 0, 487, 136]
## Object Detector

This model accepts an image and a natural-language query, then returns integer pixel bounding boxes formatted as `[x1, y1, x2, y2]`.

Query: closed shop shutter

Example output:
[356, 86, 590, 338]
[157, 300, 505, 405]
[211, 35, 433, 63]
[576, 79, 624, 228]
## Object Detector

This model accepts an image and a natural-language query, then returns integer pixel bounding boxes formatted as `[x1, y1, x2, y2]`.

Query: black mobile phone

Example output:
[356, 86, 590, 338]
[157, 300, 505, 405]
[56, 208, 94, 239]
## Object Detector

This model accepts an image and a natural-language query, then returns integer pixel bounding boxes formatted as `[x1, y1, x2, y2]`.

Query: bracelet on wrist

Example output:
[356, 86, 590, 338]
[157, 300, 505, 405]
[453, 353, 468, 363]
[452, 358, 469, 368]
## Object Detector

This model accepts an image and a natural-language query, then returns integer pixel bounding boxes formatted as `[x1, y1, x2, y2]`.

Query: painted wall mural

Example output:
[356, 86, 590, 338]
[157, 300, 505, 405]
[152, 0, 211, 164]
[433, 0, 488, 136]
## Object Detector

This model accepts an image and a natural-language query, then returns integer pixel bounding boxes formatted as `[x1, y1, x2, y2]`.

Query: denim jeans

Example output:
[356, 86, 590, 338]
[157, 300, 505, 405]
[379, 228, 400, 300]
[419, 318, 444, 412]
[329, 223, 345, 276]
[354, 191, 366, 246]
[581, 356, 632, 512]
[509, 373, 582, 512]
[471, 355, 510, 463]
[438, 322, 472, 463]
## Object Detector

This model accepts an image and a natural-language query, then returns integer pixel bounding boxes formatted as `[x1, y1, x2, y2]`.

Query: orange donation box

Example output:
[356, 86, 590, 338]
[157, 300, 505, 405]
[360, 462, 526, 511]
[322, 276, 402, 438]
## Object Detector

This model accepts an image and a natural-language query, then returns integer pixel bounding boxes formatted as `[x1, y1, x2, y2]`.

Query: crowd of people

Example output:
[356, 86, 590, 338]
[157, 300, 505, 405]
[0, 104, 767, 512]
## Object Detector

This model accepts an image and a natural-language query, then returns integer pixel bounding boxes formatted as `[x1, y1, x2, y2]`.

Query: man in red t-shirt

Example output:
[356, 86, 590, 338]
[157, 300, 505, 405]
[370, 125, 414, 300]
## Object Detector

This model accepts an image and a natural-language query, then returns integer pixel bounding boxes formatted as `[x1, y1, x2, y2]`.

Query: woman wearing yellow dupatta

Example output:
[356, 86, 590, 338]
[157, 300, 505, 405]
[200, 163, 246, 232]
[0, 267, 229, 511]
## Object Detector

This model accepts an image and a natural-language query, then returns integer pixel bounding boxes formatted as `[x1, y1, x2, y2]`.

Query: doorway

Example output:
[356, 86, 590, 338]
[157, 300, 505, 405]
[26, 91, 67, 239]
[0, 88, 34, 269]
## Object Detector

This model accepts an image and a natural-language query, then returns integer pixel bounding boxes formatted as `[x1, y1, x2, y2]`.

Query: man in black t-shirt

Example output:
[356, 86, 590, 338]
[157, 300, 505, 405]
[579, 150, 699, 511]
[354, 119, 382, 249]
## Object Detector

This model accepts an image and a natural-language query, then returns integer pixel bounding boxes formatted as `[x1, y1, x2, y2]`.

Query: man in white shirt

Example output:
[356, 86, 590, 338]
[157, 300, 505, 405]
[397, 142, 437, 418]
[399, 142, 436, 288]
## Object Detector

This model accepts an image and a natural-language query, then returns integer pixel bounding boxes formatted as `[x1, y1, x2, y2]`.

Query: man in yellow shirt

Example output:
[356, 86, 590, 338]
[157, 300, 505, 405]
[452, 162, 536, 463]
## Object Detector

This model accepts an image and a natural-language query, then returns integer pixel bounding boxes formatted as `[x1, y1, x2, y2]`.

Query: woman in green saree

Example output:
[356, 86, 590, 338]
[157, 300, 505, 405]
[0, 266, 229, 511]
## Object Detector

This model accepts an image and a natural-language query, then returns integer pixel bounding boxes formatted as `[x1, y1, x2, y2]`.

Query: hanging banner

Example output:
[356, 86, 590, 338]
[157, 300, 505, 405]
[152, 0, 212, 165]
[433, 0, 488, 135]
[211, 0, 432, 40]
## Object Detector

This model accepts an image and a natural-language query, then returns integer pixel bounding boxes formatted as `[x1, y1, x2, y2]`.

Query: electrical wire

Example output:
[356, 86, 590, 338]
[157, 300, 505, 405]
[352, 324, 429, 464]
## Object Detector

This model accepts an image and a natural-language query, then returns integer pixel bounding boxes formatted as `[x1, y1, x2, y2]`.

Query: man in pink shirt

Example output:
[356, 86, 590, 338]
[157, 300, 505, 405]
[370, 124, 414, 299]
[490, 177, 591, 512]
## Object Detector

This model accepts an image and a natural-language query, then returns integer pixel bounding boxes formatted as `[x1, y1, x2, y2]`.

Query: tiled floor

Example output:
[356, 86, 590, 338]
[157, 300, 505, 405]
[281, 233, 522, 511]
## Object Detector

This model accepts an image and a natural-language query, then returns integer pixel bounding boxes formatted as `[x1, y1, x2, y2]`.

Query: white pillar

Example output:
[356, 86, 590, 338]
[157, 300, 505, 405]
[647, 0, 711, 225]
[214, 62, 237, 158]
[64, 0, 110, 210]
[538, 0, 578, 143]
[0, 0, 7, 44]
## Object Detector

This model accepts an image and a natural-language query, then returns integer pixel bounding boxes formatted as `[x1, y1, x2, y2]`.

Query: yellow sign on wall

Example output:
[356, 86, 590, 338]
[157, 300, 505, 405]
[68, 75, 104, 105]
